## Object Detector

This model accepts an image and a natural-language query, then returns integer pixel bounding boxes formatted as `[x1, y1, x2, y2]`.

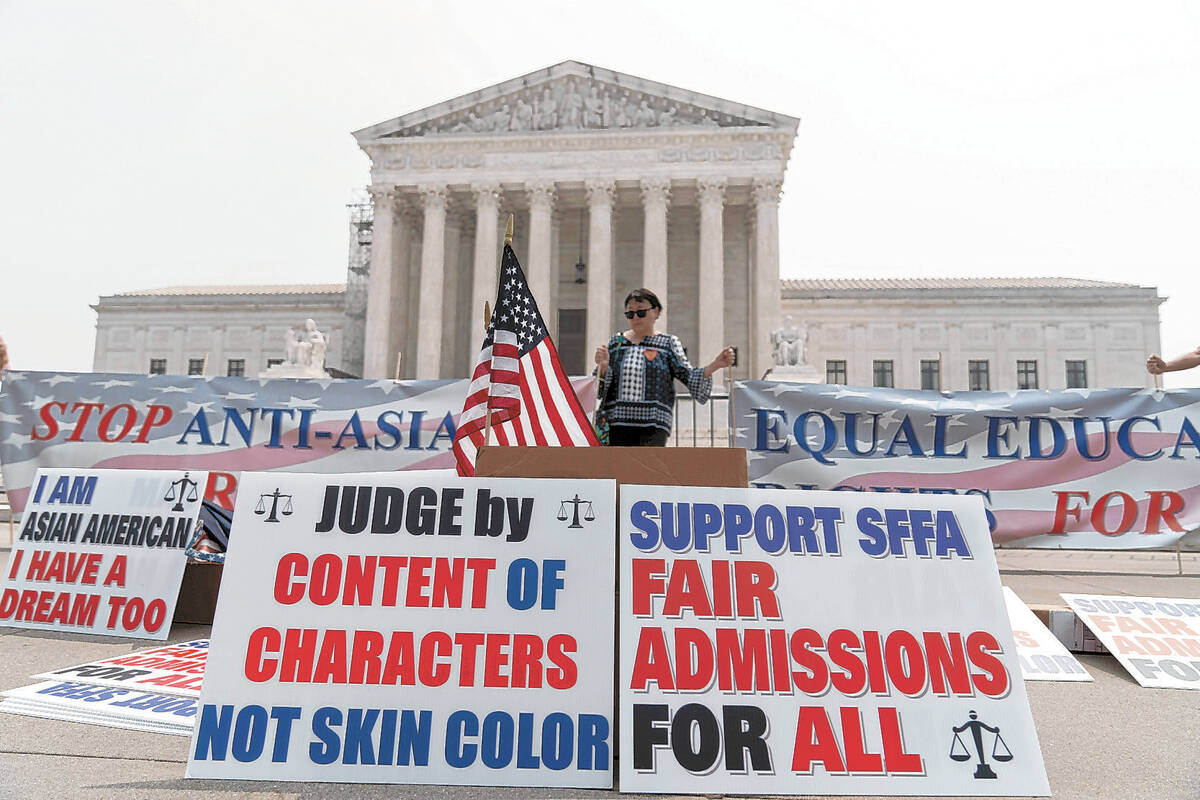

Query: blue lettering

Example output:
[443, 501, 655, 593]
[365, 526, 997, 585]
[985, 416, 1020, 459]
[793, 411, 837, 465]
[753, 408, 789, 452]
[177, 409, 215, 446]
[375, 411, 405, 450]
[1118, 416, 1163, 460]
[629, 501, 660, 549]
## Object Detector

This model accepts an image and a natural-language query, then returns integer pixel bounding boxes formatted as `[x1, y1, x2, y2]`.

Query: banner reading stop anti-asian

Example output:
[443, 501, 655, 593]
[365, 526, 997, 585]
[187, 471, 616, 788]
[736, 381, 1200, 548]
[619, 485, 1049, 796]
[0, 371, 597, 516]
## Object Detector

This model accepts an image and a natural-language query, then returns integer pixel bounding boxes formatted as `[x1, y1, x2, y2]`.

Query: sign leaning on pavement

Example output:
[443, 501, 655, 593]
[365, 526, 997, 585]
[619, 486, 1050, 796]
[0, 468, 207, 639]
[1002, 587, 1091, 682]
[33, 639, 209, 697]
[0, 681, 197, 736]
[0, 370, 596, 515]
[187, 471, 617, 788]
[736, 381, 1200, 548]
[1062, 593, 1200, 690]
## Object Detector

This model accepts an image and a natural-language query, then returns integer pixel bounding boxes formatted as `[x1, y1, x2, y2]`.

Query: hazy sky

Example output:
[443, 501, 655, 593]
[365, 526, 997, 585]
[2, 1, 1198, 385]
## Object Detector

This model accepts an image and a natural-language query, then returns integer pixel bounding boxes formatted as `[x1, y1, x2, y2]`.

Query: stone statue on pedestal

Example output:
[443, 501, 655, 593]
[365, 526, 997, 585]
[768, 316, 821, 383]
[262, 319, 331, 379]
[771, 316, 808, 367]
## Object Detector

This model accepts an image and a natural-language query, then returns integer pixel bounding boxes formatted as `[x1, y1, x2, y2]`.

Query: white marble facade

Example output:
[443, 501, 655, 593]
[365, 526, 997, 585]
[91, 285, 346, 377]
[354, 60, 799, 381]
[782, 278, 1163, 390]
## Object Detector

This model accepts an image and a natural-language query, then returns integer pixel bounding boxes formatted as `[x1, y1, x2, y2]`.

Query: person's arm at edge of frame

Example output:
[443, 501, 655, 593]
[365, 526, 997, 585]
[1147, 347, 1200, 374]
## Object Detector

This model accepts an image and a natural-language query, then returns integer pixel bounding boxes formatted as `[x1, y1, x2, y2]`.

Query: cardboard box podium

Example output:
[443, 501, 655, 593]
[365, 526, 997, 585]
[474, 445, 748, 489]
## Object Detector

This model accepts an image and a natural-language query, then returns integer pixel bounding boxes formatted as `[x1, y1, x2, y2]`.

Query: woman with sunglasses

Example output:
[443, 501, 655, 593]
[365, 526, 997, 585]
[593, 288, 735, 446]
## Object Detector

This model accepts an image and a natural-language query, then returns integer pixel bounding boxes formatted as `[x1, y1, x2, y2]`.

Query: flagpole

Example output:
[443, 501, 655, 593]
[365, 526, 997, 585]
[482, 299, 494, 450]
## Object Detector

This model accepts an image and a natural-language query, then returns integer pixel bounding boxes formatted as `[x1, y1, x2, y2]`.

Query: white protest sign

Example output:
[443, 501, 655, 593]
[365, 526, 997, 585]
[1002, 588, 1091, 682]
[0, 681, 197, 736]
[34, 639, 209, 697]
[0, 468, 206, 639]
[187, 471, 616, 788]
[619, 486, 1049, 796]
[1061, 593, 1200, 690]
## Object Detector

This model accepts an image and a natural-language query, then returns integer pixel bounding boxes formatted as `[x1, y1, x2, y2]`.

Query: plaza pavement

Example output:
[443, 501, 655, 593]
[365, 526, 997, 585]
[1, 546, 1198, 800]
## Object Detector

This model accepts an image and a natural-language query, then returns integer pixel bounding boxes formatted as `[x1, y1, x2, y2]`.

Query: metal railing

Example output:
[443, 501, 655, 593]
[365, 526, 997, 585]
[670, 391, 733, 448]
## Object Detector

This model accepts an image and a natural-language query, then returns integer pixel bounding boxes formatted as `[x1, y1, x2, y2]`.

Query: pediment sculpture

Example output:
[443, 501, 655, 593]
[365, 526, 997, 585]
[388, 77, 767, 138]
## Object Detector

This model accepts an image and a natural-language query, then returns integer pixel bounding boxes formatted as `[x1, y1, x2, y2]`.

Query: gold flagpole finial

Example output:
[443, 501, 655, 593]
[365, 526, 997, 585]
[484, 300, 492, 330]
[504, 213, 514, 246]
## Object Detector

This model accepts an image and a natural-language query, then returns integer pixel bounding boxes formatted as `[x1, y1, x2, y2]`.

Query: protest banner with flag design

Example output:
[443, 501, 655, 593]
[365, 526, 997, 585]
[453, 240, 598, 476]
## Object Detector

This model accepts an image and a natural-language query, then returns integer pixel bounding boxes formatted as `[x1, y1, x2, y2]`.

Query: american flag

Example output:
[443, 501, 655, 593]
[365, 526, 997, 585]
[453, 242, 598, 475]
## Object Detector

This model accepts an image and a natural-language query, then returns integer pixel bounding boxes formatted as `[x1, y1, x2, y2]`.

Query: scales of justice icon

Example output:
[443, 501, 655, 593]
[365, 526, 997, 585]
[950, 710, 1012, 779]
[556, 495, 595, 529]
[163, 472, 199, 513]
[255, 488, 294, 524]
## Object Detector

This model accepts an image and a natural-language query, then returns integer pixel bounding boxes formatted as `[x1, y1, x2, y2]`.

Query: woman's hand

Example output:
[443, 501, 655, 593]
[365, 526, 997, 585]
[595, 345, 610, 375]
[704, 346, 736, 376]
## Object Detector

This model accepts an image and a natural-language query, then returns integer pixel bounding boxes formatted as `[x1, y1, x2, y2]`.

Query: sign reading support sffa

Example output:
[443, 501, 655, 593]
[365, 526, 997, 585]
[619, 486, 1049, 796]
[1062, 593, 1200, 690]
[186, 472, 616, 788]
[0, 468, 206, 639]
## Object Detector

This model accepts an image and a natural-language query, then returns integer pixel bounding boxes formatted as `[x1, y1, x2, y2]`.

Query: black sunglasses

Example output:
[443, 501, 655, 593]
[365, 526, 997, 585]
[624, 308, 653, 319]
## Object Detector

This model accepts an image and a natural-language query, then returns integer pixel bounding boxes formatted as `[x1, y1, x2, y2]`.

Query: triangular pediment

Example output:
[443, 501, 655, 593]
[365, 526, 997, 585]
[353, 60, 798, 142]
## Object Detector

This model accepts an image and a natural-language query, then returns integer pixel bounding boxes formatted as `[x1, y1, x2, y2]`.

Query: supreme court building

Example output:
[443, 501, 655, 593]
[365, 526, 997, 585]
[353, 60, 798, 382]
[91, 61, 1164, 392]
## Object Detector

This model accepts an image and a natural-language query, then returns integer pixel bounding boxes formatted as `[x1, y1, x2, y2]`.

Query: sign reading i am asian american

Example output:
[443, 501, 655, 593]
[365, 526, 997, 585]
[0, 468, 206, 639]
[619, 486, 1049, 796]
[1062, 593, 1200, 690]
[187, 472, 616, 788]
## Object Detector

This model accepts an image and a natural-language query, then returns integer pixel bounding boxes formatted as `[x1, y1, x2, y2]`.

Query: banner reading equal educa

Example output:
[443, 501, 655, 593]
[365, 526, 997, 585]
[186, 471, 616, 788]
[0, 468, 206, 639]
[736, 381, 1200, 548]
[619, 486, 1050, 796]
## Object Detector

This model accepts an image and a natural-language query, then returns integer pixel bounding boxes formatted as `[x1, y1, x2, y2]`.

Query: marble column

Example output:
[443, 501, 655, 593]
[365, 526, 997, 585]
[416, 185, 447, 380]
[641, 179, 671, 332]
[363, 186, 395, 379]
[441, 206, 463, 379]
[752, 179, 782, 382]
[697, 178, 727, 376]
[549, 209, 561, 340]
[387, 203, 414, 378]
[585, 181, 615, 353]
[527, 182, 555, 314]
[470, 184, 501, 357]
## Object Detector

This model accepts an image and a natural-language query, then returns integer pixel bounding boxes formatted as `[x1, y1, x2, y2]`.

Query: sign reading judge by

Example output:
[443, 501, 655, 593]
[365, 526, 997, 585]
[187, 471, 617, 788]
[618, 485, 1049, 796]
[0, 468, 207, 640]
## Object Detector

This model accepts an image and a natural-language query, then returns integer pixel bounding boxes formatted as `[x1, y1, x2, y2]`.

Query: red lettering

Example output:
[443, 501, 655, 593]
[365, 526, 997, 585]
[884, 631, 926, 695]
[97, 404, 137, 442]
[631, 558, 666, 616]
[32, 402, 67, 441]
[1050, 491, 1090, 534]
[134, 404, 173, 443]
[204, 471, 237, 508]
[1144, 490, 1185, 534]
[349, 630, 385, 683]
[274, 553, 307, 604]
[880, 707, 923, 773]
[791, 706, 846, 773]
[734, 561, 780, 618]
[406, 556, 432, 607]
[789, 628, 829, 694]
[417, 631, 452, 686]
[455, 632, 486, 687]
[483, 633, 511, 687]
[510, 634, 543, 688]
[246, 627, 281, 681]
[827, 629, 866, 695]
[1091, 491, 1138, 535]
[675, 627, 715, 691]
[923, 632, 971, 695]
[966, 631, 1009, 696]
[546, 633, 577, 689]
